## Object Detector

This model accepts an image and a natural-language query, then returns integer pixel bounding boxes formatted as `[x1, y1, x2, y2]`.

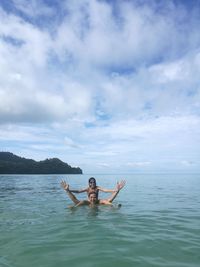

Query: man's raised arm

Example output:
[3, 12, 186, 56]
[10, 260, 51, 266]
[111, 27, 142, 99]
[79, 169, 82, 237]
[61, 180, 80, 205]
[107, 180, 126, 203]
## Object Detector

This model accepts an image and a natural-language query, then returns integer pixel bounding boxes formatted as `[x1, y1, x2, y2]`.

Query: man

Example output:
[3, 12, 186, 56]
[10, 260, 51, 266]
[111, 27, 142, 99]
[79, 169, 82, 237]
[67, 177, 117, 200]
[61, 180, 126, 208]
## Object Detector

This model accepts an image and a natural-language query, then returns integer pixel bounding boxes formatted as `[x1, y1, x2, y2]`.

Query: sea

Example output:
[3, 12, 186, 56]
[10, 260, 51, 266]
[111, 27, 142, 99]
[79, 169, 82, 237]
[0, 173, 199, 267]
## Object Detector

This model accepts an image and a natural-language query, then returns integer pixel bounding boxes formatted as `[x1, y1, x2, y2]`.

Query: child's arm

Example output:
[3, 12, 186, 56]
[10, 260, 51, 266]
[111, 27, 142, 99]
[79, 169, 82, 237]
[70, 188, 88, 193]
[97, 186, 117, 193]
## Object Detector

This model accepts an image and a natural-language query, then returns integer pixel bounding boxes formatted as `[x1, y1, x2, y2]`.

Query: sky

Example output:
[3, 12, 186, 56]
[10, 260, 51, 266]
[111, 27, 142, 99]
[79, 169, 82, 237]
[0, 0, 200, 174]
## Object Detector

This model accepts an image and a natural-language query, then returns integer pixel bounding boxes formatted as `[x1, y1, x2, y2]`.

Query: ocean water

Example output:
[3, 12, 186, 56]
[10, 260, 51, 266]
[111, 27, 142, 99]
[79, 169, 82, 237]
[0, 173, 200, 267]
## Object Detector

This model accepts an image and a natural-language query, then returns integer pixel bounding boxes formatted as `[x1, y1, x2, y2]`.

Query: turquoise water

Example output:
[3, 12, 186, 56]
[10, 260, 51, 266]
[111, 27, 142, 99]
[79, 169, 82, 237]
[0, 174, 200, 267]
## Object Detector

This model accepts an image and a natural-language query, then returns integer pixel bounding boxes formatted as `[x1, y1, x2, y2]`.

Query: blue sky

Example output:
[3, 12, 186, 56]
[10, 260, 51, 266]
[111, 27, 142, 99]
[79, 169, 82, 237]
[0, 0, 200, 173]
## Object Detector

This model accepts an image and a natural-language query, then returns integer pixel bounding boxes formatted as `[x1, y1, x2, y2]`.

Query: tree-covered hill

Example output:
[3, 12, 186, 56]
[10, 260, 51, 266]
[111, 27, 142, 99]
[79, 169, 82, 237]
[0, 152, 82, 174]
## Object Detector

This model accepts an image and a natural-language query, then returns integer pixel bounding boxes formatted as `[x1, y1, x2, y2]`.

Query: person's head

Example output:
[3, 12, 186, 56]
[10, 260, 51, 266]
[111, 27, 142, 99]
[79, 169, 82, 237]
[89, 192, 98, 204]
[88, 177, 96, 189]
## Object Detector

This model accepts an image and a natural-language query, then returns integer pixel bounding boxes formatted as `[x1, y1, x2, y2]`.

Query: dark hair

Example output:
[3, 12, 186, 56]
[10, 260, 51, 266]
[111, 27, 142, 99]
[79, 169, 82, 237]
[88, 177, 96, 184]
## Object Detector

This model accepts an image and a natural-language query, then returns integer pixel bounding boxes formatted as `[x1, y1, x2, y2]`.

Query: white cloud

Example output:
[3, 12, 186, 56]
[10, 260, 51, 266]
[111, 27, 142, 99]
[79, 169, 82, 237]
[0, 1, 200, 172]
[64, 136, 82, 149]
[180, 160, 195, 167]
[96, 163, 110, 168]
[51, 0, 200, 70]
[1, 1, 200, 123]
[126, 162, 151, 167]
[12, 0, 55, 18]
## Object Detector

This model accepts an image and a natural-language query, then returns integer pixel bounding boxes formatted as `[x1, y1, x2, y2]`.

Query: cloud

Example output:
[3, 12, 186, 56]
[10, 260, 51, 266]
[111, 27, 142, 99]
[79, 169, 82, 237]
[126, 162, 151, 167]
[180, 160, 195, 167]
[51, 0, 200, 70]
[96, 163, 110, 168]
[0, 0, 200, 172]
[12, 0, 55, 18]
[1, 1, 200, 124]
[64, 136, 82, 149]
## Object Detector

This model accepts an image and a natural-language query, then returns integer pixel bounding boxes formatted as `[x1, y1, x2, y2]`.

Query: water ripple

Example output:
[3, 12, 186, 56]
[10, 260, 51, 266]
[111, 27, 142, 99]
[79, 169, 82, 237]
[1, 174, 200, 267]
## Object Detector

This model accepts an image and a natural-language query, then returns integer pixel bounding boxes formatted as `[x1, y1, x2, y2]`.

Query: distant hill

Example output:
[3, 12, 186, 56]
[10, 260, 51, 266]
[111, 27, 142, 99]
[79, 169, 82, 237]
[0, 152, 83, 174]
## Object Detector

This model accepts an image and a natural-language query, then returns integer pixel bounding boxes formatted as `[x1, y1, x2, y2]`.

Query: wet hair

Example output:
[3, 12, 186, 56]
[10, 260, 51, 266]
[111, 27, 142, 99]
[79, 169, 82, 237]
[88, 177, 96, 184]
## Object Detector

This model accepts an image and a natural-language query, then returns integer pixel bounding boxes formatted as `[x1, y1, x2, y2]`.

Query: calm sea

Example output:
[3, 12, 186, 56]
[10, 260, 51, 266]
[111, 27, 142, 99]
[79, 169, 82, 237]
[0, 174, 200, 267]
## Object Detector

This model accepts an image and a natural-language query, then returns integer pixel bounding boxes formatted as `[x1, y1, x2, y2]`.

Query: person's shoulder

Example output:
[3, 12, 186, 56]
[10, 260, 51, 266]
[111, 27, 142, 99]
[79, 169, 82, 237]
[99, 199, 110, 205]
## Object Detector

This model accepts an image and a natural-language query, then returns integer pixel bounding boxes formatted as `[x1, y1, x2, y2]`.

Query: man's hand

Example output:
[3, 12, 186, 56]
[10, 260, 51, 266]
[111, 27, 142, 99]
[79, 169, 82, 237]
[61, 180, 69, 191]
[116, 180, 126, 191]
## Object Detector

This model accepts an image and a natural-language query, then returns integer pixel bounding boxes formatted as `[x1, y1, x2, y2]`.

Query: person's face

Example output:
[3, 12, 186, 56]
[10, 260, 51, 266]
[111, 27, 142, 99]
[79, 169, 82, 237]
[89, 180, 96, 189]
[89, 193, 97, 204]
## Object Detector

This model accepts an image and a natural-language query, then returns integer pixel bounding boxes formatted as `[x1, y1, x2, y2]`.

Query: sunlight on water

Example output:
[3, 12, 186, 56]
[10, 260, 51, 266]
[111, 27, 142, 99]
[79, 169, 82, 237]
[0, 174, 200, 267]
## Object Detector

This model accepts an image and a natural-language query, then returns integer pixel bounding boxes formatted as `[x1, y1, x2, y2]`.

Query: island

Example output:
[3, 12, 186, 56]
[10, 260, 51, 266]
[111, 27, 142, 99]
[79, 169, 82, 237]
[0, 152, 83, 174]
